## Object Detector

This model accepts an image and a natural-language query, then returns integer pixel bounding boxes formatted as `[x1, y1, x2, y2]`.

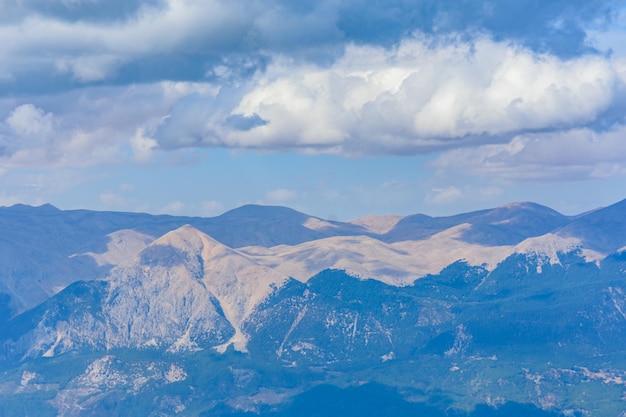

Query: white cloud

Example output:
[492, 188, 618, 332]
[119, 183, 134, 192]
[155, 36, 624, 156]
[131, 129, 159, 162]
[160, 200, 185, 214]
[6, 104, 55, 137]
[431, 123, 626, 182]
[264, 188, 299, 203]
[0, 0, 257, 82]
[0, 81, 220, 170]
[202, 200, 224, 216]
[100, 192, 126, 207]
[428, 186, 463, 204]
[1, 104, 56, 152]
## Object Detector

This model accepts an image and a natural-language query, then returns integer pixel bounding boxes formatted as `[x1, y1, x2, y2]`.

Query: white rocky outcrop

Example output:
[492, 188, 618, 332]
[106, 225, 289, 352]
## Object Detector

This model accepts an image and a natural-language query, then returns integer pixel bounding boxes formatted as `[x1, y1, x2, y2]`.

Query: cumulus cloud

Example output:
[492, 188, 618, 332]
[0, 103, 125, 169]
[0, 81, 219, 169]
[153, 36, 625, 155]
[131, 129, 159, 162]
[431, 123, 626, 182]
[0, 0, 624, 185]
[0, 104, 56, 152]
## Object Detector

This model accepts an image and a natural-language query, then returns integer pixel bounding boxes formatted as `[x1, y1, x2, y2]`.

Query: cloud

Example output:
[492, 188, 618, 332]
[202, 200, 224, 216]
[0, 0, 162, 24]
[224, 113, 268, 131]
[0, 105, 57, 155]
[153, 36, 625, 155]
[5, 104, 55, 138]
[263, 188, 300, 203]
[131, 129, 159, 162]
[0, 0, 620, 95]
[0, 81, 219, 169]
[428, 186, 463, 204]
[160, 200, 185, 214]
[431, 122, 626, 182]
[0, 103, 124, 169]
[100, 192, 127, 207]
[0, 0, 624, 186]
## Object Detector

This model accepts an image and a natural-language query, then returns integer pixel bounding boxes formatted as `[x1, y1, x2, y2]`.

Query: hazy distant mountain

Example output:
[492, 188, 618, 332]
[384, 202, 570, 245]
[0, 204, 363, 318]
[206, 204, 368, 247]
[556, 198, 626, 253]
[347, 214, 404, 234]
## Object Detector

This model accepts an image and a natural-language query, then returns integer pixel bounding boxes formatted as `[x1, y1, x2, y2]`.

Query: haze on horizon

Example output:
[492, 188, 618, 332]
[1, 0, 626, 220]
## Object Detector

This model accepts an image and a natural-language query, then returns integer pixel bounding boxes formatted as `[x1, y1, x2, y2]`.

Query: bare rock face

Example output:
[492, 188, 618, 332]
[4, 225, 290, 358]
[141, 225, 289, 352]
[103, 231, 235, 353]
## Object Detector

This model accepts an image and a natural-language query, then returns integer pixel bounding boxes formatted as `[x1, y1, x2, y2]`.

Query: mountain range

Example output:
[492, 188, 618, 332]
[1, 199, 626, 416]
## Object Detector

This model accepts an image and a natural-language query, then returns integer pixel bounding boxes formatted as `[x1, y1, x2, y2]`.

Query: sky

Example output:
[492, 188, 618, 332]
[1, 0, 626, 220]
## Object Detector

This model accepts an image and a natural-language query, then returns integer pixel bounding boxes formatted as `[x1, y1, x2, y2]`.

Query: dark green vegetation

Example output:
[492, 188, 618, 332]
[2, 250, 626, 416]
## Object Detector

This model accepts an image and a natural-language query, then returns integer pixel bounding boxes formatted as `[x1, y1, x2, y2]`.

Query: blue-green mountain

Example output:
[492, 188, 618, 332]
[1, 200, 626, 416]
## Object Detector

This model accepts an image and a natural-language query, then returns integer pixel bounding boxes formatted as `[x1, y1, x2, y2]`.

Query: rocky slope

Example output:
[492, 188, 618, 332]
[2, 199, 626, 416]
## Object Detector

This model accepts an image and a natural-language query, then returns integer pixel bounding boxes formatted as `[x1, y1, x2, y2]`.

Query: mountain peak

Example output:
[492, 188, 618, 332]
[140, 225, 289, 352]
[556, 197, 626, 253]
[492, 201, 564, 215]
[218, 204, 309, 221]
[4, 203, 61, 213]
[348, 214, 404, 234]
[152, 224, 236, 259]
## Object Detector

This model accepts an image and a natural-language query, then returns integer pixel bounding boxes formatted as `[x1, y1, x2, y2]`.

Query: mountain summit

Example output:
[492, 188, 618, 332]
[2, 226, 289, 358]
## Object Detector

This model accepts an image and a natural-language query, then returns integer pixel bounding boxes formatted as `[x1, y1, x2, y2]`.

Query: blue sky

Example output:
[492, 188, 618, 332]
[1, 0, 626, 220]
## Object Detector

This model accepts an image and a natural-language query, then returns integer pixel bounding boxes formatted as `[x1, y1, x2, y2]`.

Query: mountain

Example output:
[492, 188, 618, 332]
[0, 204, 364, 319]
[0, 226, 289, 360]
[209, 204, 368, 247]
[2, 199, 626, 415]
[383, 202, 570, 245]
[0, 200, 607, 320]
[556, 198, 626, 253]
[240, 224, 512, 285]
[347, 214, 404, 234]
[4, 250, 626, 415]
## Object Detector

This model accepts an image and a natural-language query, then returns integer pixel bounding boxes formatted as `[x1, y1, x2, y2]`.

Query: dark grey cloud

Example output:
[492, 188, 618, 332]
[0, 0, 621, 97]
[0, 0, 164, 23]
[225, 114, 268, 131]
[335, 0, 619, 56]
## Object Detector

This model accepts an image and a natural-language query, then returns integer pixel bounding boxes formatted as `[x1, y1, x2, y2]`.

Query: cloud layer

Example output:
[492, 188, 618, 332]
[0, 0, 619, 90]
[1, 0, 626, 212]
[154, 36, 621, 156]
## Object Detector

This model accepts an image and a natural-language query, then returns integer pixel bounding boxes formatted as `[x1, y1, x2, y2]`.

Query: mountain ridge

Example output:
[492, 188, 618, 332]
[0, 199, 622, 320]
[2, 199, 626, 415]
